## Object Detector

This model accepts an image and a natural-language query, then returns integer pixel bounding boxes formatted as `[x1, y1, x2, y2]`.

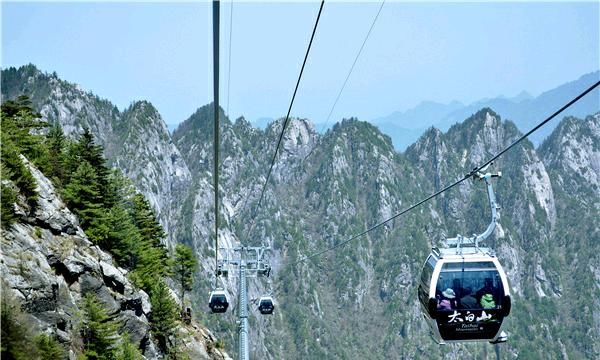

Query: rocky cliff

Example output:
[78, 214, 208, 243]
[1, 65, 191, 247]
[1, 155, 230, 360]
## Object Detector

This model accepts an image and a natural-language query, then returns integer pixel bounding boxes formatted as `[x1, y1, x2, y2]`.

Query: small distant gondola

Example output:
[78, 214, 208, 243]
[258, 296, 275, 315]
[209, 289, 229, 313]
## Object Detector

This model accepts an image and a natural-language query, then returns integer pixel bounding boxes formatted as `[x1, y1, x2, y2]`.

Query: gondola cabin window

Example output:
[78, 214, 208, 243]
[418, 256, 435, 309]
[436, 261, 504, 311]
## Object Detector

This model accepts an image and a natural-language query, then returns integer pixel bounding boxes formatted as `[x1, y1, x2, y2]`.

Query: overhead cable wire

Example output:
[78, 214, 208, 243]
[250, 0, 326, 222]
[289, 79, 600, 267]
[212, 0, 221, 282]
[467, 80, 600, 176]
[322, 0, 385, 130]
[289, 174, 470, 267]
[304, 0, 385, 161]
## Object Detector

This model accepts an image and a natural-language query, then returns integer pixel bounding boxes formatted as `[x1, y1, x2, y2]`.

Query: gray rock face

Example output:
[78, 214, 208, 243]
[2, 66, 191, 250]
[23, 155, 82, 236]
[1, 155, 229, 360]
[119, 310, 149, 346]
[112, 101, 191, 241]
[1, 157, 152, 353]
[541, 114, 600, 196]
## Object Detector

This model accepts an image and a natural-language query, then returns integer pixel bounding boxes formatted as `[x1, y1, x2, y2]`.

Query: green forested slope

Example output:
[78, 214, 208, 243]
[3, 65, 598, 359]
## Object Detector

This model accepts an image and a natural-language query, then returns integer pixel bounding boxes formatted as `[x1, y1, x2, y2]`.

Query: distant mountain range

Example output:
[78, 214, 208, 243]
[371, 71, 599, 150]
[162, 72, 598, 145]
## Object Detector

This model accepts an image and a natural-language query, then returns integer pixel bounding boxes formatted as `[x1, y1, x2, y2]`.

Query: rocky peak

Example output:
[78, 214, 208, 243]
[266, 117, 318, 160]
[1, 64, 119, 146]
[282, 118, 316, 153]
[116, 101, 171, 147]
[233, 115, 252, 130]
[331, 117, 394, 149]
[112, 104, 191, 244]
[1, 64, 46, 101]
[173, 103, 230, 140]
[540, 114, 600, 195]
[172, 103, 233, 176]
[445, 108, 523, 165]
[405, 127, 446, 179]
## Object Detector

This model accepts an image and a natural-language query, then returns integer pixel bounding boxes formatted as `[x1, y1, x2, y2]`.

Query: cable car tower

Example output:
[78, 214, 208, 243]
[208, 2, 275, 358]
[418, 164, 511, 344]
[215, 246, 272, 360]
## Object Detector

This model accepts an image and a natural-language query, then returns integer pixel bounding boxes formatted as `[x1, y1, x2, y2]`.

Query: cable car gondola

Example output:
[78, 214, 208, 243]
[258, 295, 275, 315]
[418, 248, 511, 343]
[209, 289, 229, 313]
[418, 167, 511, 344]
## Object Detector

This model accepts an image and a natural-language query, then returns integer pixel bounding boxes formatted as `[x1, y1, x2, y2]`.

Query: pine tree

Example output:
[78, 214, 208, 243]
[0, 96, 49, 215]
[81, 293, 120, 360]
[0, 95, 48, 166]
[34, 333, 65, 359]
[171, 244, 197, 312]
[75, 128, 115, 207]
[99, 172, 146, 269]
[63, 128, 116, 208]
[62, 161, 104, 230]
[104, 205, 142, 269]
[148, 280, 178, 355]
[0, 136, 39, 212]
[115, 334, 143, 360]
[130, 240, 171, 292]
[107, 170, 137, 209]
[75, 128, 106, 174]
[1, 163, 18, 228]
[46, 123, 67, 185]
[131, 194, 166, 249]
[63, 140, 82, 185]
[129, 194, 170, 290]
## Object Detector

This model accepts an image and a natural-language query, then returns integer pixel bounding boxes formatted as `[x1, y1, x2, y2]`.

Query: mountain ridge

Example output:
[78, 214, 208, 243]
[2, 63, 599, 359]
[372, 70, 600, 150]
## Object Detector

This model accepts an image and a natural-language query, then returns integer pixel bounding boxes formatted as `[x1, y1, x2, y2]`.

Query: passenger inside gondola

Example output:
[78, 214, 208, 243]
[476, 277, 498, 308]
[459, 287, 478, 309]
[437, 288, 457, 310]
[453, 278, 466, 298]
[437, 268, 502, 311]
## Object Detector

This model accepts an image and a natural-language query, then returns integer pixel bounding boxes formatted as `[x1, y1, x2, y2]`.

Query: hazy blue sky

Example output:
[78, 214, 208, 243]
[2, 1, 599, 127]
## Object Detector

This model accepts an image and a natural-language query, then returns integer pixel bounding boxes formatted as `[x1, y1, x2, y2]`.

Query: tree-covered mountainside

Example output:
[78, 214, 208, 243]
[180, 108, 598, 359]
[1, 65, 191, 238]
[2, 64, 599, 359]
[0, 96, 229, 359]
